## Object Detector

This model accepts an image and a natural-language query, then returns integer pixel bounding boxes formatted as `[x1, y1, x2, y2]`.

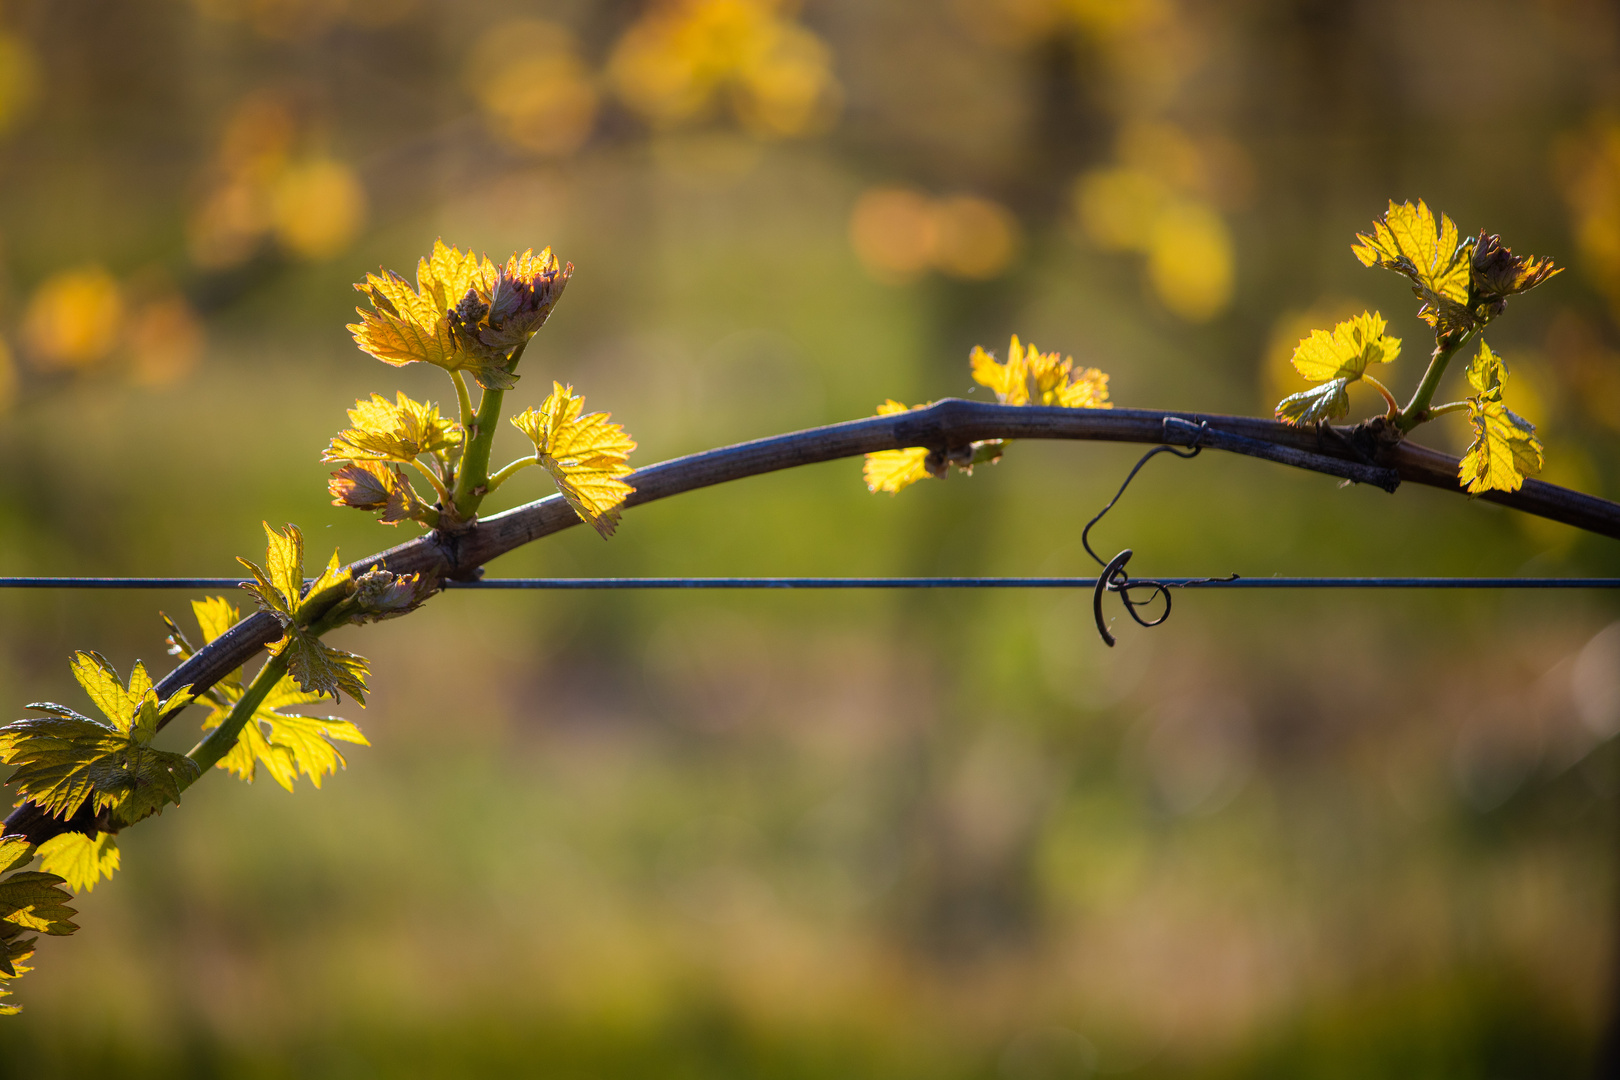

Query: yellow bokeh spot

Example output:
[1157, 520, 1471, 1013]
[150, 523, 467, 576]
[850, 187, 939, 284]
[1074, 166, 1170, 252]
[128, 297, 205, 386]
[190, 93, 367, 268]
[933, 196, 1021, 280]
[850, 188, 1020, 284]
[1557, 122, 1620, 318]
[22, 267, 124, 370]
[1146, 200, 1233, 321]
[271, 158, 367, 261]
[188, 179, 271, 269]
[467, 20, 599, 157]
[609, 0, 839, 137]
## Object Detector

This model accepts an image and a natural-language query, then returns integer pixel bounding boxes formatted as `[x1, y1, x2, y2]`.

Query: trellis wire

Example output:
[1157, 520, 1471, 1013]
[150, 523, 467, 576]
[0, 576, 1615, 589]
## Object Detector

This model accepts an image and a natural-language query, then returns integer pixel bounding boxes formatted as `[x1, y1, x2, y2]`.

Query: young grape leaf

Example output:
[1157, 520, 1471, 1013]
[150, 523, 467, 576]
[1352, 200, 1474, 334]
[348, 241, 572, 390]
[35, 832, 118, 894]
[328, 462, 429, 526]
[1275, 379, 1354, 425]
[176, 598, 371, 792]
[0, 655, 199, 826]
[971, 340, 1030, 405]
[322, 392, 461, 466]
[0, 872, 77, 936]
[871, 336, 1112, 495]
[1274, 311, 1400, 425]
[477, 248, 572, 350]
[510, 382, 636, 538]
[1457, 340, 1543, 494]
[0, 838, 32, 877]
[1470, 231, 1562, 322]
[238, 524, 370, 704]
[972, 335, 1113, 409]
[0, 931, 35, 987]
[864, 401, 935, 494]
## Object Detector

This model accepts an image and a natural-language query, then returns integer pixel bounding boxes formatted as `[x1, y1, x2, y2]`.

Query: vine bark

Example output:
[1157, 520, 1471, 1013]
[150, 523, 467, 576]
[7, 399, 1618, 845]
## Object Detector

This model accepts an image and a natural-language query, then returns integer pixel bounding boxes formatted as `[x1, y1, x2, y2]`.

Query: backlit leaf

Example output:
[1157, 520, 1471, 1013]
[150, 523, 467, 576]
[1352, 200, 1473, 332]
[1458, 341, 1542, 494]
[1275, 379, 1352, 424]
[0, 872, 76, 936]
[274, 632, 370, 706]
[197, 653, 367, 792]
[236, 525, 370, 704]
[0, 839, 32, 877]
[35, 832, 118, 894]
[1274, 311, 1399, 426]
[0, 932, 36, 985]
[328, 462, 428, 526]
[1460, 398, 1543, 494]
[1289, 311, 1400, 381]
[1470, 230, 1561, 322]
[348, 241, 571, 391]
[511, 382, 636, 538]
[971, 335, 1112, 409]
[0, 655, 197, 825]
[322, 392, 461, 466]
[864, 400, 934, 494]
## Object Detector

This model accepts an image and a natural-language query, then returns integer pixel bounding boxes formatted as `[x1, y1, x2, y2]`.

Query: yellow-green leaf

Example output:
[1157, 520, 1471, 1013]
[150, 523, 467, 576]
[1460, 397, 1543, 494]
[1352, 200, 1473, 331]
[1465, 339, 1506, 399]
[510, 382, 636, 538]
[0, 838, 32, 877]
[1289, 311, 1400, 382]
[971, 340, 1029, 405]
[1275, 379, 1352, 425]
[35, 832, 118, 894]
[322, 392, 462, 466]
[0, 872, 77, 936]
[347, 241, 567, 391]
[327, 462, 428, 526]
[971, 335, 1113, 409]
[864, 400, 934, 494]
[273, 630, 369, 706]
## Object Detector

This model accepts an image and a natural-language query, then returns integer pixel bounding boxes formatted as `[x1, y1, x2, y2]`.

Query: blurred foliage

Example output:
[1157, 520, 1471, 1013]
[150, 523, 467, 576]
[0, 0, 1615, 1075]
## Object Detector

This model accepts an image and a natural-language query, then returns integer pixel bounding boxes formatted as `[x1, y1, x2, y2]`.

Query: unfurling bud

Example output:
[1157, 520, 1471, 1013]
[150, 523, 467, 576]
[1470, 230, 1561, 322]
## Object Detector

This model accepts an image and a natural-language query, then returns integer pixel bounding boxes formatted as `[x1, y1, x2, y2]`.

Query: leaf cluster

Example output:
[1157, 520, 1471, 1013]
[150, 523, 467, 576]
[167, 597, 369, 792]
[0, 835, 77, 1014]
[348, 241, 571, 392]
[332, 240, 636, 535]
[865, 335, 1112, 495]
[1276, 199, 1561, 493]
[0, 653, 200, 828]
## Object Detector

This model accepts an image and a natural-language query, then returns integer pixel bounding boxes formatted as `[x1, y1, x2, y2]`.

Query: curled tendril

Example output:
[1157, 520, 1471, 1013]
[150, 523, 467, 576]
[1083, 419, 1237, 646]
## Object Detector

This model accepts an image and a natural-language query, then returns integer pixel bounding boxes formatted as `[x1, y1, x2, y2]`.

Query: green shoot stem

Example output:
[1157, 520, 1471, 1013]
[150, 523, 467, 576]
[1396, 329, 1474, 433]
[451, 341, 528, 520]
[484, 456, 538, 493]
[1426, 400, 1470, 418]
[409, 458, 452, 504]
[451, 371, 474, 434]
[185, 650, 287, 777]
[1362, 373, 1399, 416]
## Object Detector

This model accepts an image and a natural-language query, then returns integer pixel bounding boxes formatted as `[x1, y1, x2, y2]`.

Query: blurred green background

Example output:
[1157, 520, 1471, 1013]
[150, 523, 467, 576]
[0, 0, 1619, 1075]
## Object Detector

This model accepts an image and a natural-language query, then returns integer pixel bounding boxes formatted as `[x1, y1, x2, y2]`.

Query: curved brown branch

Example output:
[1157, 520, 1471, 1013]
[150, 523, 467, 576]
[7, 400, 1618, 844]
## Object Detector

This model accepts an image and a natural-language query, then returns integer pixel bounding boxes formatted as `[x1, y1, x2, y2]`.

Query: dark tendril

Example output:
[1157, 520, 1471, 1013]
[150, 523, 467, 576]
[1083, 418, 1239, 646]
